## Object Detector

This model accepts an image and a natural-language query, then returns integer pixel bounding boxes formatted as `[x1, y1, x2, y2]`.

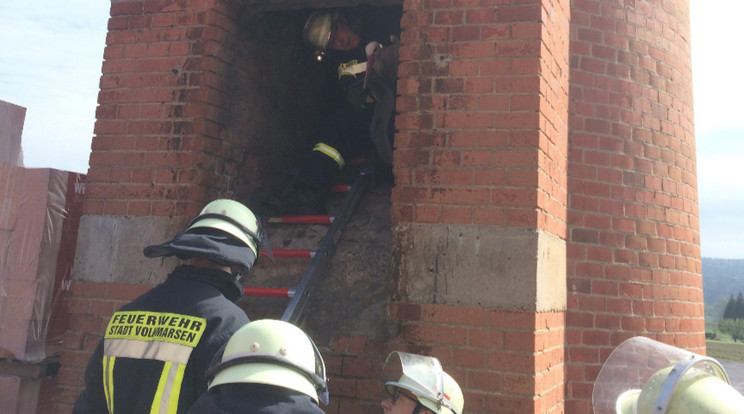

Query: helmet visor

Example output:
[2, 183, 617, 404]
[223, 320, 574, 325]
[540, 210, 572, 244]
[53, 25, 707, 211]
[592, 336, 730, 414]
[382, 352, 449, 410]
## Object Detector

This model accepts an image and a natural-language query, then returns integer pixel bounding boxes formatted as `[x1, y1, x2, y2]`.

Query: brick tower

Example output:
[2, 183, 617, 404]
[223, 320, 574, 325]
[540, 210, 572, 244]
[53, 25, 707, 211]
[49, 0, 699, 413]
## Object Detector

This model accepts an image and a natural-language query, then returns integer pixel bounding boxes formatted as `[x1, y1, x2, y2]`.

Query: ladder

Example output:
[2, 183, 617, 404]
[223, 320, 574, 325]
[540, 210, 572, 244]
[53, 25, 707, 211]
[244, 164, 373, 324]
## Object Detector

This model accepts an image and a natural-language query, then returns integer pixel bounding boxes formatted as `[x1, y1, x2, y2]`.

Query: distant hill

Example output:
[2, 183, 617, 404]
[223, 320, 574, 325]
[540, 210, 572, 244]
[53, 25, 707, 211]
[703, 258, 744, 321]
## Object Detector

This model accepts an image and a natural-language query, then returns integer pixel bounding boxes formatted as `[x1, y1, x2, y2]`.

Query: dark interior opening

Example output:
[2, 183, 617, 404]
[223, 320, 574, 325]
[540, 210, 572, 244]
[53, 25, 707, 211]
[220, 4, 402, 208]
[222, 3, 403, 328]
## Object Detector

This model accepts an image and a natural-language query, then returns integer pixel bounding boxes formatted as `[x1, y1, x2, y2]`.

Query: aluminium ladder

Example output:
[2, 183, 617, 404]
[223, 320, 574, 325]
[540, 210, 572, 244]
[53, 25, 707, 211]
[244, 163, 373, 324]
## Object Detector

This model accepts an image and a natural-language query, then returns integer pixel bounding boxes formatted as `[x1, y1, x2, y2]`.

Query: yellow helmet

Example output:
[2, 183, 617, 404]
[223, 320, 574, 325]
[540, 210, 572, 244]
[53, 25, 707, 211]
[593, 336, 744, 414]
[302, 10, 339, 51]
[615, 366, 744, 414]
[186, 199, 262, 257]
[383, 352, 464, 414]
[206, 320, 329, 405]
[144, 199, 269, 276]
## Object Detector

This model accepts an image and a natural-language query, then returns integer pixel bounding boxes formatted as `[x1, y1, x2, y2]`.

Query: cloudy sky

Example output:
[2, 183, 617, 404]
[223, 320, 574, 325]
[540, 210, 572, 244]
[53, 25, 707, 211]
[690, 0, 744, 259]
[0, 1, 108, 173]
[0, 1, 741, 259]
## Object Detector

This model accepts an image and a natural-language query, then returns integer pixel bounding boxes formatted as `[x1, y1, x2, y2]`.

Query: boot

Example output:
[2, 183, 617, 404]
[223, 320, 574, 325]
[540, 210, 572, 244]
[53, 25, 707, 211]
[264, 150, 339, 215]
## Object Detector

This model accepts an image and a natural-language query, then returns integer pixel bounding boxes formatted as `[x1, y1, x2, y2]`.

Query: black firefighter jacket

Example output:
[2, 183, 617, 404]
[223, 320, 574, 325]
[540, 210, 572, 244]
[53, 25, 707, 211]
[187, 383, 326, 414]
[73, 265, 250, 414]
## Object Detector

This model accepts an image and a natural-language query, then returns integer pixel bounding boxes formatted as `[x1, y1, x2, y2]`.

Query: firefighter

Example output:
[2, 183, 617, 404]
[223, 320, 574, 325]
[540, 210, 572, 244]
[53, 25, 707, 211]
[187, 319, 328, 413]
[380, 351, 465, 414]
[264, 7, 400, 215]
[73, 199, 267, 414]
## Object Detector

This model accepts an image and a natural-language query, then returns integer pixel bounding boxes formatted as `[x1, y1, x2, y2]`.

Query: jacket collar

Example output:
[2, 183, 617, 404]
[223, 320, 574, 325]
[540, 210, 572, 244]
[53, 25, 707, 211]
[170, 265, 244, 302]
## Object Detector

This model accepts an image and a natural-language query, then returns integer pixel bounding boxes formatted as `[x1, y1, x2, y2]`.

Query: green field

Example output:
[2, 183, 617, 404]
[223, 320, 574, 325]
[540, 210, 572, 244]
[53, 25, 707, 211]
[706, 322, 733, 341]
[706, 321, 744, 361]
[706, 340, 744, 362]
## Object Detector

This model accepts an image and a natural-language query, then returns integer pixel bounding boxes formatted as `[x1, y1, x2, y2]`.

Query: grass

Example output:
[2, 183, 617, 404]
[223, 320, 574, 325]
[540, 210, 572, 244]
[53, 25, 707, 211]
[706, 323, 734, 342]
[705, 321, 744, 361]
[706, 340, 744, 362]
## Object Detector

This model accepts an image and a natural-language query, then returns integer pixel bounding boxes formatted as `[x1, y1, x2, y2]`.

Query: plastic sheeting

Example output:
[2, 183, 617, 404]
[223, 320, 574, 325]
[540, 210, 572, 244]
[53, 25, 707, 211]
[0, 163, 85, 362]
[0, 375, 41, 413]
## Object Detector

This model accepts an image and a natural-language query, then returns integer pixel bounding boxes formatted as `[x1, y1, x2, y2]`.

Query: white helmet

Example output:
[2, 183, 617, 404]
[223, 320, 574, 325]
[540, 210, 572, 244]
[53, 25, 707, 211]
[382, 352, 464, 414]
[303, 10, 340, 51]
[144, 199, 269, 276]
[186, 199, 262, 257]
[206, 319, 329, 405]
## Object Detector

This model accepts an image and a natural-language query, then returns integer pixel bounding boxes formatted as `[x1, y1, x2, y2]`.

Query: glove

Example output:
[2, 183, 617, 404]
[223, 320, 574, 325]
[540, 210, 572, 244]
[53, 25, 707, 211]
[366, 35, 400, 86]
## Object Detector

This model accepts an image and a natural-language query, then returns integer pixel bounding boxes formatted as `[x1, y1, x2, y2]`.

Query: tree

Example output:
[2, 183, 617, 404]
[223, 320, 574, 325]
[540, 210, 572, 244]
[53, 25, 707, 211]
[721, 292, 744, 320]
[718, 318, 744, 342]
[723, 294, 736, 319]
[736, 293, 744, 319]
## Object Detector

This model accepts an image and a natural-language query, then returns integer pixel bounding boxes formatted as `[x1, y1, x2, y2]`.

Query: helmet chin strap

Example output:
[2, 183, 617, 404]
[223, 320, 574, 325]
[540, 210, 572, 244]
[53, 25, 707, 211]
[411, 403, 424, 414]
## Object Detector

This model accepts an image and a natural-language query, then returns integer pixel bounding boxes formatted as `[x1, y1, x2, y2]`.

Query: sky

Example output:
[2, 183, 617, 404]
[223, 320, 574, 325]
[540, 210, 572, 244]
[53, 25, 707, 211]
[0, 0, 742, 259]
[0, 1, 108, 173]
[689, 0, 744, 259]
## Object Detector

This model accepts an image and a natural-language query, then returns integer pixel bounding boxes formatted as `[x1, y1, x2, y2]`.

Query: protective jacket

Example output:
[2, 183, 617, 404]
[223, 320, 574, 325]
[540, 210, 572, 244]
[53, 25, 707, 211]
[297, 43, 376, 198]
[187, 383, 326, 414]
[73, 265, 250, 414]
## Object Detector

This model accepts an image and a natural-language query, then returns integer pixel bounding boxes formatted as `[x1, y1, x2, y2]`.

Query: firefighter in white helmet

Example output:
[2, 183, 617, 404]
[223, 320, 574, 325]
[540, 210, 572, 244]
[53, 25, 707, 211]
[187, 319, 328, 413]
[381, 351, 465, 414]
[74, 199, 268, 414]
[264, 7, 401, 215]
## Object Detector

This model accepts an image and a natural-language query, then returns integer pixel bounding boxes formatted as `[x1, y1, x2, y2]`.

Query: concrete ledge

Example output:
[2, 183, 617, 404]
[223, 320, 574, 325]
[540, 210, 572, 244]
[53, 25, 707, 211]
[393, 224, 566, 311]
[74, 215, 187, 284]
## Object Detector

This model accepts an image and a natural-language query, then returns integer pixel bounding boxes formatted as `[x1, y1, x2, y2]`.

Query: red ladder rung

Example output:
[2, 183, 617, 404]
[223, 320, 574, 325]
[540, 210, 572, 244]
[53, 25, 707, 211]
[268, 215, 334, 224]
[243, 287, 296, 298]
[263, 249, 316, 259]
[331, 184, 351, 193]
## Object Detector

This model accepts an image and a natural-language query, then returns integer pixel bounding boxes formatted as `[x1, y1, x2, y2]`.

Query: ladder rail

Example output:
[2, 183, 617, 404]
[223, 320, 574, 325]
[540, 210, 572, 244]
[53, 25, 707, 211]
[280, 168, 371, 323]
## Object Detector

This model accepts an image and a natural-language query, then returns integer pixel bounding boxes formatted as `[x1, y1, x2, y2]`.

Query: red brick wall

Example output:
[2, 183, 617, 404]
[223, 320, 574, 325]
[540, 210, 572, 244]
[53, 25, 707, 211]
[391, 0, 570, 413]
[565, 0, 700, 411]
[393, 0, 572, 232]
[86, 0, 242, 218]
[322, 335, 387, 413]
[387, 304, 565, 413]
[52, 282, 151, 412]
[84, 0, 324, 218]
[48, 1, 384, 412]
[47, 0, 701, 413]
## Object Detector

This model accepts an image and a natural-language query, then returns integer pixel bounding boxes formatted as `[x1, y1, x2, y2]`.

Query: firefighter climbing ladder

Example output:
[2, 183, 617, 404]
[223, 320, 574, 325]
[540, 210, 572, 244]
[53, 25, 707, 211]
[245, 163, 373, 324]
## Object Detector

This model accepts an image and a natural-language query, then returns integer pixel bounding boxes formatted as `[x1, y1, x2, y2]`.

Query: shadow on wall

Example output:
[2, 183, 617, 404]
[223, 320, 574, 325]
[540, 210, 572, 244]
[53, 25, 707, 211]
[222, 9, 329, 204]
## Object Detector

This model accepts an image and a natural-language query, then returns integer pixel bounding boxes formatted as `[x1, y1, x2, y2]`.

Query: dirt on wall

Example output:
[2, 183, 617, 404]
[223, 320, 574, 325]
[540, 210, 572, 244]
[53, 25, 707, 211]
[238, 182, 395, 345]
